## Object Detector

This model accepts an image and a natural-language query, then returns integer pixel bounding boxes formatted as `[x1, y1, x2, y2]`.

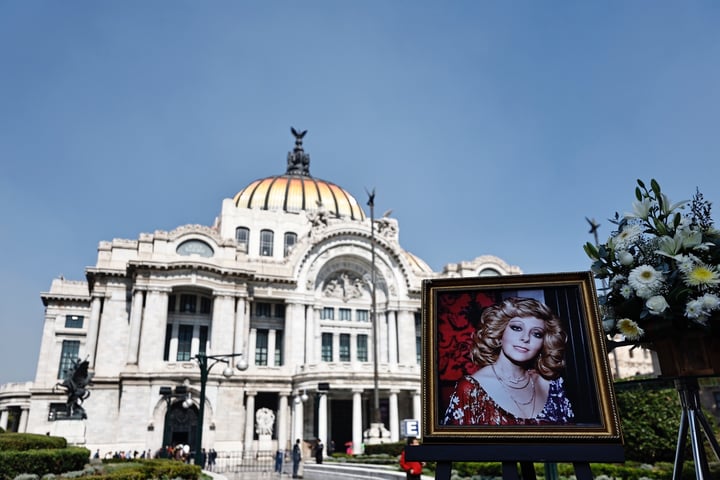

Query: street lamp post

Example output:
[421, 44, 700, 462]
[366, 188, 381, 426]
[193, 352, 248, 465]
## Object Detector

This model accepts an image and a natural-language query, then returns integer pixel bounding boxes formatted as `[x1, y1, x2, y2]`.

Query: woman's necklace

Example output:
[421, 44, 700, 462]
[490, 364, 530, 389]
[492, 364, 536, 417]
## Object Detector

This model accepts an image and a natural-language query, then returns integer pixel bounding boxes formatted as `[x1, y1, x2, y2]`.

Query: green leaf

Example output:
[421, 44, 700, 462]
[635, 186, 642, 201]
[637, 179, 646, 189]
[651, 178, 661, 196]
[673, 212, 681, 229]
[584, 242, 599, 259]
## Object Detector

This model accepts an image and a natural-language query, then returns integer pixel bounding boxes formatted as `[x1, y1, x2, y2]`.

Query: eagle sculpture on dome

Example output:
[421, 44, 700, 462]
[291, 127, 307, 139]
[287, 127, 311, 176]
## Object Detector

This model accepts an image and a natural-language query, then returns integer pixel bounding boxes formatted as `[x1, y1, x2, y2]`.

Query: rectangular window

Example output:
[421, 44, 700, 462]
[356, 309, 369, 322]
[357, 334, 368, 362]
[57, 340, 80, 379]
[260, 229, 274, 256]
[256, 302, 272, 317]
[163, 324, 172, 361]
[321, 333, 333, 362]
[180, 294, 196, 313]
[199, 325, 208, 355]
[168, 295, 176, 313]
[236, 227, 249, 252]
[64, 315, 84, 328]
[275, 303, 285, 318]
[255, 329, 269, 366]
[275, 330, 284, 366]
[339, 308, 351, 321]
[321, 307, 335, 320]
[177, 325, 194, 361]
[200, 296, 212, 314]
[339, 334, 350, 361]
[284, 232, 297, 256]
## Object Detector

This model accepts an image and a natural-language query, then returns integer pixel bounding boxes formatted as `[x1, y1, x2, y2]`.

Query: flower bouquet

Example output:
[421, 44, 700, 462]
[584, 179, 720, 350]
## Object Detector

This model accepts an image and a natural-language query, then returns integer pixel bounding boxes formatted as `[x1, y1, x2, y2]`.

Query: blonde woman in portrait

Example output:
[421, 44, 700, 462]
[442, 297, 574, 425]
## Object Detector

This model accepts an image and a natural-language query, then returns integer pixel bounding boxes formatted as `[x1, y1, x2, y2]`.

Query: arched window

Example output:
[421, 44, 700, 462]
[284, 232, 297, 256]
[236, 227, 249, 252]
[260, 229, 274, 256]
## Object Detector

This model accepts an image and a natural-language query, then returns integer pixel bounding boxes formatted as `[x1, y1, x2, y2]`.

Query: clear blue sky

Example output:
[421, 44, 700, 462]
[2, 2, 719, 384]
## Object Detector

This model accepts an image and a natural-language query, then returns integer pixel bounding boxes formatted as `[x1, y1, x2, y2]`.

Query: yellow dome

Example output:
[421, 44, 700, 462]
[232, 128, 366, 221]
[233, 175, 365, 220]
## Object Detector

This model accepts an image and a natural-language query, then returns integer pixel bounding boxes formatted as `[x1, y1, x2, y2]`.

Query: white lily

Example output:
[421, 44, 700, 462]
[625, 198, 652, 220]
[659, 193, 689, 216]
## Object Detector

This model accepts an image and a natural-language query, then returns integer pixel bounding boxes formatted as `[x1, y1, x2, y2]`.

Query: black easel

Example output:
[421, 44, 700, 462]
[671, 377, 720, 480]
[404, 444, 624, 480]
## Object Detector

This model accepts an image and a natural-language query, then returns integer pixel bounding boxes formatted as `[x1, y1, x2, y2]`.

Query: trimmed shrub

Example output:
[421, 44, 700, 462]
[363, 441, 405, 457]
[0, 434, 67, 451]
[0, 447, 89, 480]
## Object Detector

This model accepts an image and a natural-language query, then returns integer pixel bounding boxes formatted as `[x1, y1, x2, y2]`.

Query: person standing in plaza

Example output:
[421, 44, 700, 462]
[292, 439, 303, 478]
[314, 439, 323, 464]
[399, 437, 424, 480]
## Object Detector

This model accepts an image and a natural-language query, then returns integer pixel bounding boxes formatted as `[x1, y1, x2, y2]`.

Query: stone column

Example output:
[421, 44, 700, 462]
[379, 311, 388, 364]
[126, 289, 145, 365]
[387, 310, 398, 366]
[168, 323, 179, 362]
[248, 329, 257, 366]
[211, 294, 235, 353]
[412, 391, 421, 420]
[268, 330, 277, 367]
[84, 296, 103, 368]
[292, 395, 305, 443]
[396, 310, 417, 365]
[305, 306, 317, 364]
[244, 392, 256, 454]
[317, 392, 328, 456]
[350, 332, 358, 364]
[0, 410, 8, 430]
[277, 393, 289, 451]
[19, 408, 28, 433]
[234, 296, 248, 354]
[352, 390, 363, 455]
[389, 390, 399, 442]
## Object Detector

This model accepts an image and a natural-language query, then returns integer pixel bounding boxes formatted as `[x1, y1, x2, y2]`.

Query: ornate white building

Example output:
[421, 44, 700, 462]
[0, 130, 522, 456]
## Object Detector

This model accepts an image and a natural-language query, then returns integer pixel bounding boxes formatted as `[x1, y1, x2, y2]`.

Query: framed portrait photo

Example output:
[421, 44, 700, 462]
[422, 271, 622, 444]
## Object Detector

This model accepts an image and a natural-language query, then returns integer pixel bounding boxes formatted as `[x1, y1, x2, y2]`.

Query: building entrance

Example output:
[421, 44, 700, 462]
[163, 402, 198, 450]
[329, 399, 353, 453]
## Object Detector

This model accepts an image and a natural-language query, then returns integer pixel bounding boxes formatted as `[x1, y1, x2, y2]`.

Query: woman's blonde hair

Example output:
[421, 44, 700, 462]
[471, 297, 567, 379]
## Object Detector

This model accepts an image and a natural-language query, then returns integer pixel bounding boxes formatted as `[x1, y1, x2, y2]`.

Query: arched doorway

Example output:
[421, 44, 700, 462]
[163, 401, 199, 449]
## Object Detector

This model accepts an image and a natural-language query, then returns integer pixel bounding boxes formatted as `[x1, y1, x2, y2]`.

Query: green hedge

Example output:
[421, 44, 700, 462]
[0, 433, 67, 451]
[0, 446, 90, 480]
[362, 441, 405, 457]
[84, 460, 201, 480]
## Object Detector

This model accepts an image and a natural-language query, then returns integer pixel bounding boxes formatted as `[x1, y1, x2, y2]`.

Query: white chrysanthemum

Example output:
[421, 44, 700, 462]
[646, 295, 669, 315]
[683, 263, 720, 288]
[619, 284, 634, 299]
[700, 293, 720, 311]
[628, 265, 664, 295]
[617, 318, 644, 340]
[674, 254, 696, 274]
[612, 224, 643, 249]
[685, 299, 704, 319]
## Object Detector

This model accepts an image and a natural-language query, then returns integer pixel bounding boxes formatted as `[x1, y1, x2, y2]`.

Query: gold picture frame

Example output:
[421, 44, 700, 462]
[422, 271, 622, 443]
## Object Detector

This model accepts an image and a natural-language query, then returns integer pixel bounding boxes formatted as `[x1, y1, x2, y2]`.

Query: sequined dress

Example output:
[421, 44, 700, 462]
[442, 374, 574, 425]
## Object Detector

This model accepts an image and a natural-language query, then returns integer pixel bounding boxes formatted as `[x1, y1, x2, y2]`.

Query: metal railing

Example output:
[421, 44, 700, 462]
[212, 450, 287, 474]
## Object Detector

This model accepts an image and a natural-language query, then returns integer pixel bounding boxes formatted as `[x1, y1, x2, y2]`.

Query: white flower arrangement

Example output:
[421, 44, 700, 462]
[585, 179, 720, 344]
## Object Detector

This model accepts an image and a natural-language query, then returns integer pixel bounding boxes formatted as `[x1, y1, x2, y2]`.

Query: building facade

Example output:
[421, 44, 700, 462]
[0, 131, 522, 456]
